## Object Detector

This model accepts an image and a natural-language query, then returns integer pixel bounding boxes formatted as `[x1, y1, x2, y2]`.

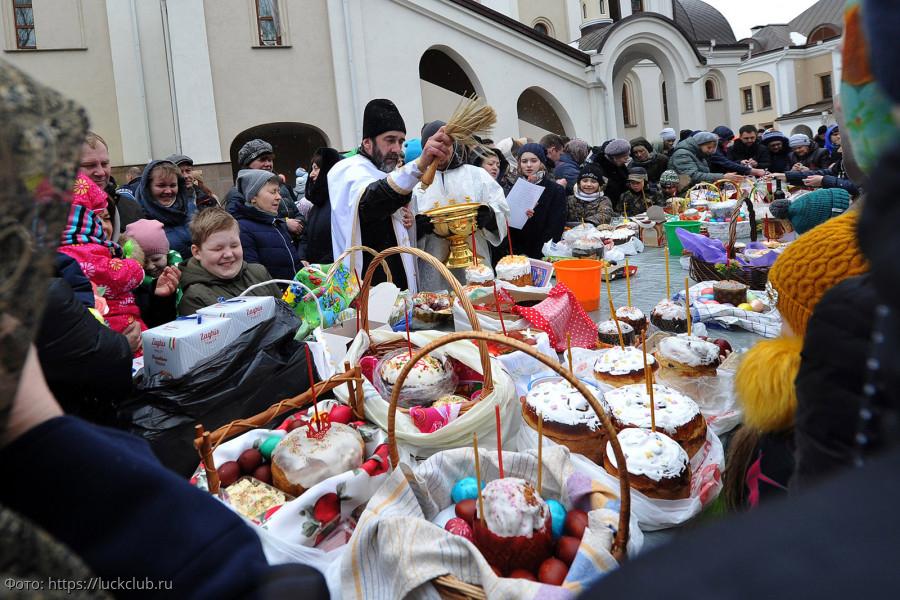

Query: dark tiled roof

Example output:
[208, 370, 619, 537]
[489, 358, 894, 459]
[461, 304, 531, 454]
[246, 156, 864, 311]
[672, 0, 737, 43]
[577, 13, 710, 64]
[747, 24, 792, 53]
[788, 0, 844, 37]
[577, 25, 613, 51]
[776, 99, 834, 121]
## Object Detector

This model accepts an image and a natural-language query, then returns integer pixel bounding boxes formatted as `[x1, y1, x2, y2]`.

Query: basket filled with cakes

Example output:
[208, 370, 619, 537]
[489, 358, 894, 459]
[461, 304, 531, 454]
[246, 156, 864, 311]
[340, 330, 643, 600]
[331, 246, 522, 459]
[191, 366, 393, 567]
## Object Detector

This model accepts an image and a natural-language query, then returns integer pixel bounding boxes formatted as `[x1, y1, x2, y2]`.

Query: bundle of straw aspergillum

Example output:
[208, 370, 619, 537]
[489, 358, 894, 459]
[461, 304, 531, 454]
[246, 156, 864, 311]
[419, 95, 497, 190]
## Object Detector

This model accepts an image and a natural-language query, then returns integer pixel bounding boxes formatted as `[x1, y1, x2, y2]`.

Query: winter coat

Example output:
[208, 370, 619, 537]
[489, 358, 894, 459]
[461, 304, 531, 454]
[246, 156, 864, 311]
[593, 153, 629, 209]
[629, 137, 670, 184]
[785, 165, 861, 196]
[553, 152, 581, 193]
[763, 146, 792, 173]
[789, 144, 831, 170]
[566, 191, 614, 226]
[668, 138, 725, 187]
[55, 252, 94, 308]
[728, 140, 770, 166]
[35, 278, 133, 426]
[109, 177, 144, 233]
[231, 201, 302, 281]
[508, 175, 567, 260]
[134, 160, 197, 258]
[794, 274, 874, 490]
[177, 258, 282, 316]
[618, 189, 665, 216]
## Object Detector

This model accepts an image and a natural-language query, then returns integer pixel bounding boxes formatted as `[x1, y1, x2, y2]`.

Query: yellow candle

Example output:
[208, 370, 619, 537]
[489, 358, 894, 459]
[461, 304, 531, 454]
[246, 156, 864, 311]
[625, 257, 631, 307]
[685, 277, 692, 336]
[664, 251, 671, 299]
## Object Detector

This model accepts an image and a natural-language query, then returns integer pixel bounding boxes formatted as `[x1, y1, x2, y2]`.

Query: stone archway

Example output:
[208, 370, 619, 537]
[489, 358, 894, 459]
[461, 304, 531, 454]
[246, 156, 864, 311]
[791, 124, 814, 138]
[516, 86, 575, 139]
[229, 122, 329, 182]
[419, 46, 485, 126]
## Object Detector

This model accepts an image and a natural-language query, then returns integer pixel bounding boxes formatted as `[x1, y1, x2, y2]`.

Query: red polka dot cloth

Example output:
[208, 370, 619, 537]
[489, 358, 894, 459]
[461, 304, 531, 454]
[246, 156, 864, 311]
[514, 283, 598, 351]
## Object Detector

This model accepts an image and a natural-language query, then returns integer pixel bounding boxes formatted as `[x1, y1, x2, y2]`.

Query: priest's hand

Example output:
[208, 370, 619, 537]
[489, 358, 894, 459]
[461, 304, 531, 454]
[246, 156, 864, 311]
[418, 127, 453, 171]
[401, 206, 414, 228]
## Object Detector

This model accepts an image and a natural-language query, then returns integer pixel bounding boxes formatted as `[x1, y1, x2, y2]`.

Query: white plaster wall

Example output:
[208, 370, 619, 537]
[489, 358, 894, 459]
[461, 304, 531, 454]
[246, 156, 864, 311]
[633, 61, 664, 140]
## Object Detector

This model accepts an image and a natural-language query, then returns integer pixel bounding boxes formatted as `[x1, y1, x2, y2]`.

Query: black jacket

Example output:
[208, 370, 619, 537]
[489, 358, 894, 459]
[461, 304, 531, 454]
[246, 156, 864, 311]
[35, 279, 133, 426]
[794, 274, 875, 490]
[789, 145, 831, 170]
[728, 140, 770, 166]
[231, 201, 302, 281]
[762, 146, 792, 173]
[593, 153, 629, 209]
[709, 146, 752, 176]
[507, 176, 566, 260]
[299, 148, 342, 264]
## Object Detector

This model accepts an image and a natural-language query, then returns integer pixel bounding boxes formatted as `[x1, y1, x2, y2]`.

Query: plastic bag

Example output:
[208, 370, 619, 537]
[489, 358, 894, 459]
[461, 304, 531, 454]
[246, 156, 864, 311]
[676, 228, 727, 263]
[283, 262, 359, 335]
[120, 301, 313, 476]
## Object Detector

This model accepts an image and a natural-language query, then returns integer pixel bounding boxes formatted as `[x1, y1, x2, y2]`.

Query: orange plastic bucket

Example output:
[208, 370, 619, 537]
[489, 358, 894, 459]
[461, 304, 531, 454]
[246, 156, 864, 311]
[554, 259, 603, 311]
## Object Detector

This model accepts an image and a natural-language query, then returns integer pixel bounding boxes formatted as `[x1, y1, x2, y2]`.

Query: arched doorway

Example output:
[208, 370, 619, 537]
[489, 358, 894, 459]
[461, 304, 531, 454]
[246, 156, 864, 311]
[516, 87, 573, 139]
[229, 122, 329, 182]
[790, 124, 814, 138]
[419, 46, 484, 125]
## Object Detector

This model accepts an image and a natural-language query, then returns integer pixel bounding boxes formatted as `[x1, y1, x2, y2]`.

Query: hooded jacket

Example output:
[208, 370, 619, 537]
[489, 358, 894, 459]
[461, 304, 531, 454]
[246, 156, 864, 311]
[629, 137, 670, 184]
[135, 160, 196, 258]
[761, 132, 792, 172]
[668, 137, 725, 187]
[593, 149, 629, 208]
[230, 200, 302, 281]
[553, 152, 581, 193]
[177, 258, 282, 316]
[300, 148, 343, 264]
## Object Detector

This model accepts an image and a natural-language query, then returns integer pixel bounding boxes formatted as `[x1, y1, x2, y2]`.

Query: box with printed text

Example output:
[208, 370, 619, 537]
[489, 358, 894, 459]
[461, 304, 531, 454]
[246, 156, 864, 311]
[142, 316, 233, 380]
[196, 296, 276, 341]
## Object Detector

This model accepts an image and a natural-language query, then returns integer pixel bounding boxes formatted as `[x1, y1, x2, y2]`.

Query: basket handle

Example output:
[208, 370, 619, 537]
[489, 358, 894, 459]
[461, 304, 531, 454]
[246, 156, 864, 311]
[240, 279, 325, 332]
[385, 330, 631, 562]
[713, 179, 740, 200]
[357, 246, 493, 396]
[326, 244, 392, 284]
[725, 197, 758, 256]
[684, 181, 720, 202]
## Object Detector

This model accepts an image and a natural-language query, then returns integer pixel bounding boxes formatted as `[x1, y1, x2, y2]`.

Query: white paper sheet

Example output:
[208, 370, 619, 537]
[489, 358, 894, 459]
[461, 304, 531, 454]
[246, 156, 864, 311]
[505, 178, 544, 229]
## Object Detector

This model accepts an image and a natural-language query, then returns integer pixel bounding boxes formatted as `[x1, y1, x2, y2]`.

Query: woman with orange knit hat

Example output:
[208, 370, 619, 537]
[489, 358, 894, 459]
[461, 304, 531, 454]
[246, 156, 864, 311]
[724, 211, 868, 509]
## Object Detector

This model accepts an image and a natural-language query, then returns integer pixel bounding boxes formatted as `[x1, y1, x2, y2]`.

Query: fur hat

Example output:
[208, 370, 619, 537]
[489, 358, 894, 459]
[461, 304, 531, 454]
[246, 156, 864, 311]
[125, 219, 169, 256]
[362, 98, 406, 139]
[789, 133, 812, 149]
[604, 138, 631, 157]
[767, 211, 867, 337]
[238, 139, 273, 167]
[770, 189, 850, 234]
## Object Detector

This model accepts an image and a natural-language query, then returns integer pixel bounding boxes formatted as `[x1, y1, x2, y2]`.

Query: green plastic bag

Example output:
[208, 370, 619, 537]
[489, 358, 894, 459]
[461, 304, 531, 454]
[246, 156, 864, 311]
[282, 262, 360, 338]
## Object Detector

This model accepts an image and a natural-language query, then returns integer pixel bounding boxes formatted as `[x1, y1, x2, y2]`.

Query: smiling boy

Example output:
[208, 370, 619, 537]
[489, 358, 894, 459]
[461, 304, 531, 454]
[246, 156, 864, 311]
[177, 207, 282, 315]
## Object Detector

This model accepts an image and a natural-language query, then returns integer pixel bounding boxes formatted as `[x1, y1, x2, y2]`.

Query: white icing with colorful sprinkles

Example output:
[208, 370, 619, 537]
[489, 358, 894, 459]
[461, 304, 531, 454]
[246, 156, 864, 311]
[478, 477, 548, 538]
[525, 378, 602, 431]
[594, 346, 655, 375]
[603, 383, 700, 433]
[606, 428, 688, 481]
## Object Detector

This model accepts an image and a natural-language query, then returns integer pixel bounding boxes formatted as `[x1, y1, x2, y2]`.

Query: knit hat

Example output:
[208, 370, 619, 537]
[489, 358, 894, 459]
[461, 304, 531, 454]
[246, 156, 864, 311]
[403, 138, 422, 164]
[789, 133, 811, 149]
[604, 138, 631, 157]
[660, 128, 677, 142]
[659, 170, 680, 186]
[692, 131, 718, 146]
[238, 139, 273, 167]
[165, 153, 193, 166]
[125, 219, 169, 256]
[627, 166, 648, 182]
[578, 162, 606, 185]
[762, 130, 790, 147]
[767, 211, 867, 336]
[770, 188, 851, 234]
[237, 168, 280, 205]
[518, 142, 548, 165]
[71, 173, 109, 212]
[362, 98, 406, 139]
[679, 129, 693, 141]
[712, 126, 734, 141]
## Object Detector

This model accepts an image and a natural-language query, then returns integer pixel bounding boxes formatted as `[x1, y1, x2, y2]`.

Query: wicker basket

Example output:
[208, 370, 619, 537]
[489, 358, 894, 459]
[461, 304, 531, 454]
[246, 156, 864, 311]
[385, 330, 632, 599]
[355, 245, 494, 417]
[689, 196, 770, 291]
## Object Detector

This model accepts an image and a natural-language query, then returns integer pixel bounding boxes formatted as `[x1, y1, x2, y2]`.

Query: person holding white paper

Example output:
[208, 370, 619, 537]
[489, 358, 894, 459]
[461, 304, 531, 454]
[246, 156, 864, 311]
[500, 143, 566, 260]
[413, 120, 510, 291]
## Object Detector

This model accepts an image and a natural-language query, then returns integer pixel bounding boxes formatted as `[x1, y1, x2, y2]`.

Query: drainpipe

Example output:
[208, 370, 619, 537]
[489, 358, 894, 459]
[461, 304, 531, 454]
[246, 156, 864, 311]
[342, 0, 361, 140]
[160, 0, 182, 153]
[129, 0, 153, 162]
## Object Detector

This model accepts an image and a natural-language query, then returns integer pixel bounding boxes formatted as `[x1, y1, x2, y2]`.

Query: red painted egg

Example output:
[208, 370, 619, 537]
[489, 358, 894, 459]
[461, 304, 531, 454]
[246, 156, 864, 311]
[538, 557, 568, 586]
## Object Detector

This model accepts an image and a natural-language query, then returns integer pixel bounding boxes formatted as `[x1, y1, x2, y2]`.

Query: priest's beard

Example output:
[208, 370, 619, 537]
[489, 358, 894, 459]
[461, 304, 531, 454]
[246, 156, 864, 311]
[371, 145, 401, 173]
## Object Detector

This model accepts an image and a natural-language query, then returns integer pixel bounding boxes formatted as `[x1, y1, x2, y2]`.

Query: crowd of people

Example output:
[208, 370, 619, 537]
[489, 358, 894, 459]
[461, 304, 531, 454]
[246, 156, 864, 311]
[2, 0, 899, 596]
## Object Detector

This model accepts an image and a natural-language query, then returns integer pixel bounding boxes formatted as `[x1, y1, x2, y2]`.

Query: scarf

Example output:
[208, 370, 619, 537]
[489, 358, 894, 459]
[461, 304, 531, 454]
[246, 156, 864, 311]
[574, 184, 601, 202]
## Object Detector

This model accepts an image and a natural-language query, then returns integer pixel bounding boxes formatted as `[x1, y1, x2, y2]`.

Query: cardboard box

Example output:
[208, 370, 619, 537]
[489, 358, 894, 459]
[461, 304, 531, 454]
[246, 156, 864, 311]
[196, 296, 276, 342]
[142, 316, 234, 380]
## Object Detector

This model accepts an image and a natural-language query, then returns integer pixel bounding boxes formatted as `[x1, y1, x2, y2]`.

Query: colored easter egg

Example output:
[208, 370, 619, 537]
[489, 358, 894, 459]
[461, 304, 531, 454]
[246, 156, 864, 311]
[258, 434, 281, 460]
[546, 499, 567, 539]
[445, 517, 474, 541]
[700, 288, 714, 295]
[750, 299, 765, 312]
[451, 477, 483, 503]
[737, 303, 754, 312]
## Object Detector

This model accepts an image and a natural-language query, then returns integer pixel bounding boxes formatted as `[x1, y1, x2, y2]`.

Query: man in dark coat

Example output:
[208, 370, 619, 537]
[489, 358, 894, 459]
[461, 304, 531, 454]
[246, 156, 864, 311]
[592, 138, 631, 209]
[759, 130, 792, 172]
[788, 134, 831, 170]
[728, 124, 771, 168]
[708, 126, 766, 177]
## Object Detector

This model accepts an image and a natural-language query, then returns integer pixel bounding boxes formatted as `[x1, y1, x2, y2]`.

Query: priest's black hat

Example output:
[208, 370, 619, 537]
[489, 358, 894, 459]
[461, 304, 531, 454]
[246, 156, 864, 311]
[363, 99, 406, 139]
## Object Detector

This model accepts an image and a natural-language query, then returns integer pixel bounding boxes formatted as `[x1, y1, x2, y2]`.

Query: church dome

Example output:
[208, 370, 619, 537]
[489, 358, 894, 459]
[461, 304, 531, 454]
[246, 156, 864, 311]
[672, 0, 737, 44]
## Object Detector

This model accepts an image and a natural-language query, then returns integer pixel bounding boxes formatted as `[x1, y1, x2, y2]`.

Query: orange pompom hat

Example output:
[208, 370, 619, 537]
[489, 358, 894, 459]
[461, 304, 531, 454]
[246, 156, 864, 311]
[766, 211, 868, 337]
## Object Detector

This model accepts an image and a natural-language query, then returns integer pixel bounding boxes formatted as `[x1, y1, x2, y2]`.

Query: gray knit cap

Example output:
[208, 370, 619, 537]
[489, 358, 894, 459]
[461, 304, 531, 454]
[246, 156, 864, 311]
[237, 168, 281, 205]
[789, 133, 811, 149]
[165, 153, 193, 166]
[238, 139, 274, 167]
[660, 128, 677, 142]
[693, 131, 719, 145]
[604, 138, 631, 157]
